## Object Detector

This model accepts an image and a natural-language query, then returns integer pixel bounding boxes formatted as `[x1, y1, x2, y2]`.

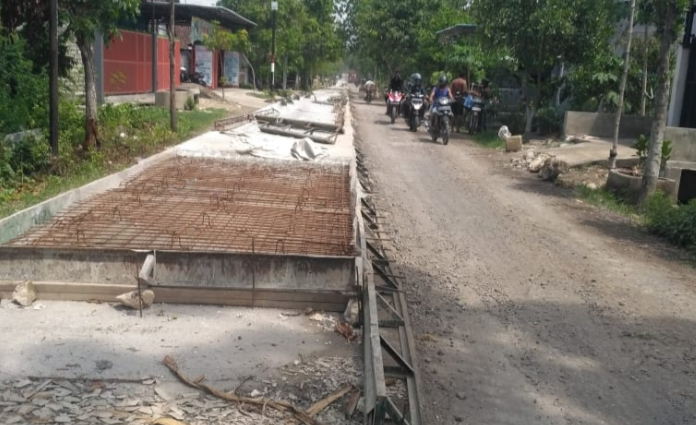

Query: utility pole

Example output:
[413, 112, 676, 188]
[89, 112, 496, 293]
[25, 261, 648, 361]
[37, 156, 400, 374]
[169, 0, 178, 131]
[49, 0, 59, 155]
[271, 1, 278, 92]
[152, 0, 158, 93]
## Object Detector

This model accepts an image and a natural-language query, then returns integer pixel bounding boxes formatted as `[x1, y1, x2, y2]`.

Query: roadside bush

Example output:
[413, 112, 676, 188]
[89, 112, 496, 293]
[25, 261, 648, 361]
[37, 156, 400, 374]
[536, 106, 565, 136]
[0, 33, 49, 135]
[645, 192, 696, 256]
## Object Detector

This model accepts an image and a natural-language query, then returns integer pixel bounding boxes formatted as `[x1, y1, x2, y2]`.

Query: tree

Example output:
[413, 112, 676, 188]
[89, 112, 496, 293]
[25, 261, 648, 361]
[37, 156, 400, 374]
[472, 0, 616, 140]
[639, 0, 690, 204]
[1, 0, 74, 76]
[62, 0, 140, 151]
[219, 0, 340, 90]
[609, 0, 637, 170]
[202, 21, 250, 99]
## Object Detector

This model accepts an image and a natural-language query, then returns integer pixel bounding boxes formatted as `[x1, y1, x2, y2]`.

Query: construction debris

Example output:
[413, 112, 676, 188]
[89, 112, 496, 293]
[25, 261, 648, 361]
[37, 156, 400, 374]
[334, 321, 358, 342]
[116, 290, 155, 309]
[12, 281, 37, 306]
[162, 355, 318, 425]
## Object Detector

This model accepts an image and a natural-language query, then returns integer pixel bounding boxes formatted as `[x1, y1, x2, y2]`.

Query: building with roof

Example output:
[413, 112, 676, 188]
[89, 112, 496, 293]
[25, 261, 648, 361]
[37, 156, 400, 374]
[98, 1, 255, 96]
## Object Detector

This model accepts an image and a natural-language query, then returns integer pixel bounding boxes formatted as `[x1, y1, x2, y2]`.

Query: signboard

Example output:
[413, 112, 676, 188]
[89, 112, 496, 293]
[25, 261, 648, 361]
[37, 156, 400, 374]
[224, 52, 240, 86]
[194, 45, 213, 86]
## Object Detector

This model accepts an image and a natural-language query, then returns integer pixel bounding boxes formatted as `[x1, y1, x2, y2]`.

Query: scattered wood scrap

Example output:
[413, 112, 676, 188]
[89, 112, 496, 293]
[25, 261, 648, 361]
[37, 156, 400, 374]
[163, 355, 352, 425]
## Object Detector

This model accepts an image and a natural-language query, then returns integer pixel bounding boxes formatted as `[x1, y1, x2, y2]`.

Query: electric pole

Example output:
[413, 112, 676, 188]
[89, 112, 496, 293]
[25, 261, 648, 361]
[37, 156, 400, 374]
[271, 1, 278, 92]
[49, 0, 59, 155]
[169, 0, 178, 131]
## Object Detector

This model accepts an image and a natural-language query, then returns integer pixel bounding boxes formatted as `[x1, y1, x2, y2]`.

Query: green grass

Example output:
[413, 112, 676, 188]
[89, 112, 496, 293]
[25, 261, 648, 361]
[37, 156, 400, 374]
[0, 107, 229, 219]
[470, 130, 505, 149]
[574, 185, 638, 216]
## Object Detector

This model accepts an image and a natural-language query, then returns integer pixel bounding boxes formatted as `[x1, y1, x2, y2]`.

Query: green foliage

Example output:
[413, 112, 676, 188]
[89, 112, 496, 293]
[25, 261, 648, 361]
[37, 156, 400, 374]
[633, 134, 672, 170]
[185, 96, 196, 111]
[536, 106, 565, 136]
[219, 0, 341, 88]
[0, 33, 49, 135]
[202, 21, 250, 54]
[645, 192, 696, 256]
[471, 131, 504, 149]
[576, 185, 637, 216]
[63, 0, 141, 47]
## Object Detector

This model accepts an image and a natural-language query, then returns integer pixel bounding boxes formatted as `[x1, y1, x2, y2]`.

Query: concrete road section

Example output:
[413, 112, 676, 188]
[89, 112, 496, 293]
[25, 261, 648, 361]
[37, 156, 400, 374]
[351, 92, 696, 424]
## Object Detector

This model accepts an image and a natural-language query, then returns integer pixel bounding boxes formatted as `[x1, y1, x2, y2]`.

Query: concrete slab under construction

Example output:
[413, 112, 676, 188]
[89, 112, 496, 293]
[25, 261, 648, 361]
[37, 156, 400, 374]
[0, 89, 358, 311]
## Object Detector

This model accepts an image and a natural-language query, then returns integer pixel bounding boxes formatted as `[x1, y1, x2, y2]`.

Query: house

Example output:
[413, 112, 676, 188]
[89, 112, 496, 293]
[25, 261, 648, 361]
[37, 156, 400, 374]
[97, 1, 255, 96]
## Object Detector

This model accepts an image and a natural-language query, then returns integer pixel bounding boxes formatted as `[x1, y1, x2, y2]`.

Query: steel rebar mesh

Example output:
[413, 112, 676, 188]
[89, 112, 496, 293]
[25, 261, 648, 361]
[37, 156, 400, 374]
[6, 157, 356, 256]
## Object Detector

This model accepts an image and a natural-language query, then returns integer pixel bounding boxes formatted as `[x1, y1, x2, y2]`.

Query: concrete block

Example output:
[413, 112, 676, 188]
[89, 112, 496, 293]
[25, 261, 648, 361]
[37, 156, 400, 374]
[505, 135, 522, 152]
[155, 90, 190, 110]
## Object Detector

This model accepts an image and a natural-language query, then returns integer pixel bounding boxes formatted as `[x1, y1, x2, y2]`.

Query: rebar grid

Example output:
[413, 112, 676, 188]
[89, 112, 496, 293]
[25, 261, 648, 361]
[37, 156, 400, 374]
[7, 157, 356, 256]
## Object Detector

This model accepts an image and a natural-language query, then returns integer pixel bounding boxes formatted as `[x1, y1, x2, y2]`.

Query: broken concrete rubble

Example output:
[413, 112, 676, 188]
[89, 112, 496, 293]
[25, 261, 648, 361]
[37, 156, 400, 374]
[116, 290, 155, 309]
[12, 281, 36, 307]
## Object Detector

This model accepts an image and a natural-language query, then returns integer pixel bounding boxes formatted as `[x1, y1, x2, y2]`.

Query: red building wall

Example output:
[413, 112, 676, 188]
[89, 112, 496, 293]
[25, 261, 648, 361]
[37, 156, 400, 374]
[104, 30, 180, 95]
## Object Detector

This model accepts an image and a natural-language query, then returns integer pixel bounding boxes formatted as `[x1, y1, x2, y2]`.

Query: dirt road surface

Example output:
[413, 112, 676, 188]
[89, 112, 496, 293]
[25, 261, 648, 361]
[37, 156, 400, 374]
[352, 96, 696, 425]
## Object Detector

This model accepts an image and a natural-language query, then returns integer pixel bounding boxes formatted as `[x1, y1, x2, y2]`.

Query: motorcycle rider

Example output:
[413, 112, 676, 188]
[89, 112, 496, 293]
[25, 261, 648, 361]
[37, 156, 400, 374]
[364, 78, 376, 100]
[403, 73, 427, 117]
[451, 72, 468, 132]
[385, 70, 404, 115]
[428, 75, 454, 130]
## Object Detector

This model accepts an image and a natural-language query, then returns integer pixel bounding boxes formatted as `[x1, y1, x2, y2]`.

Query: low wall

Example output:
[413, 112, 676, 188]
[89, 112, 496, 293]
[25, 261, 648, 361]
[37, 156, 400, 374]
[663, 127, 696, 163]
[563, 111, 652, 139]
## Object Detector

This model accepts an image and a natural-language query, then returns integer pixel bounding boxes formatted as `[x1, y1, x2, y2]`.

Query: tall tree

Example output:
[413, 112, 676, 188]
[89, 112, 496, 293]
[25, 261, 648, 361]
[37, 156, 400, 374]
[609, 0, 637, 170]
[63, 0, 140, 150]
[639, 0, 690, 204]
[472, 0, 616, 139]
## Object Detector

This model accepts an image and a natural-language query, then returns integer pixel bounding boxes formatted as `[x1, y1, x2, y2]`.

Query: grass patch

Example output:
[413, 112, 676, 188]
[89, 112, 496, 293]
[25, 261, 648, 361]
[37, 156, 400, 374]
[574, 185, 637, 216]
[0, 106, 229, 219]
[470, 130, 504, 149]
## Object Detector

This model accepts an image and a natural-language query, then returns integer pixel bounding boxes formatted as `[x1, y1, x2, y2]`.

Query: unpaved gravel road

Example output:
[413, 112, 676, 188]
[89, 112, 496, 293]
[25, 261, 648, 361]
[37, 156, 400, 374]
[351, 96, 696, 425]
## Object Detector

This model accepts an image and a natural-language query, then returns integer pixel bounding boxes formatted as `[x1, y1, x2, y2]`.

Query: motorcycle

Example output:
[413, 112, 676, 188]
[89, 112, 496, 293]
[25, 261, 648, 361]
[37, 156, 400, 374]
[428, 97, 453, 145]
[387, 90, 403, 124]
[466, 96, 485, 134]
[404, 93, 426, 132]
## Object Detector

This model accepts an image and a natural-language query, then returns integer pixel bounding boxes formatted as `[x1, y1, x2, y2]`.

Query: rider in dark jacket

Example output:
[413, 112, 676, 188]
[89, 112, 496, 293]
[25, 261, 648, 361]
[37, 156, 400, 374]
[386, 70, 404, 114]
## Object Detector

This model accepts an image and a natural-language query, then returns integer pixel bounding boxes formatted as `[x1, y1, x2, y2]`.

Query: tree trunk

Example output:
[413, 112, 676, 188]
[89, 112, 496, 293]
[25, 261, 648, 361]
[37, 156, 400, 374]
[640, 22, 649, 116]
[169, 0, 178, 132]
[609, 0, 636, 170]
[522, 73, 538, 141]
[555, 62, 565, 107]
[638, 7, 677, 205]
[77, 32, 99, 151]
[282, 56, 288, 90]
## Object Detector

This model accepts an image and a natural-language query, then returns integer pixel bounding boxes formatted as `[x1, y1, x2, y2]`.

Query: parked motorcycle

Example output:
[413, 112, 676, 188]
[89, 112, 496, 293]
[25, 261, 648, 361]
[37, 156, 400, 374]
[428, 97, 453, 145]
[404, 93, 426, 132]
[387, 90, 404, 124]
[466, 96, 484, 134]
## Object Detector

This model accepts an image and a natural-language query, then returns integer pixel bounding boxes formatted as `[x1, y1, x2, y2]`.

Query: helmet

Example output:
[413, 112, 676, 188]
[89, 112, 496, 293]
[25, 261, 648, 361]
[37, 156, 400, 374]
[411, 73, 422, 86]
[438, 75, 448, 87]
